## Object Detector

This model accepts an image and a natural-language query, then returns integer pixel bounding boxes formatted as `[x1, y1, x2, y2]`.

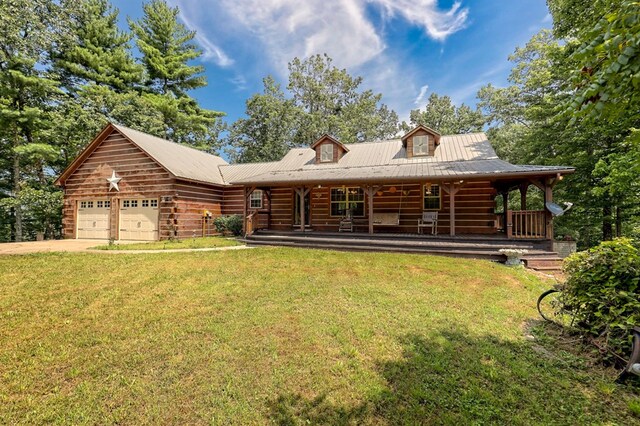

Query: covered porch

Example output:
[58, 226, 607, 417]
[241, 173, 565, 241]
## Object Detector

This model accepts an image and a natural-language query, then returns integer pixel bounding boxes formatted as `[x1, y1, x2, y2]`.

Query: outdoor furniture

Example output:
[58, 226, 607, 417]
[339, 209, 354, 232]
[372, 212, 400, 226]
[418, 212, 438, 235]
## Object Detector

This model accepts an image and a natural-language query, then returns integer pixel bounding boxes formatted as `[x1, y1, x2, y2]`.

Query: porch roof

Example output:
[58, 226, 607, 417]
[228, 159, 574, 186]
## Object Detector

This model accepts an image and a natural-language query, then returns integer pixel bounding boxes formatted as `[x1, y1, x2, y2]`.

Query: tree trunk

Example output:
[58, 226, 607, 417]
[615, 206, 622, 237]
[602, 204, 613, 241]
[12, 148, 22, 242]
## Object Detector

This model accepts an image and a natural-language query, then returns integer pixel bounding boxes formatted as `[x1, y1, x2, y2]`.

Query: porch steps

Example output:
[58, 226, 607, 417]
[521, 256, 564, 272]
[241, 230, 563, 270]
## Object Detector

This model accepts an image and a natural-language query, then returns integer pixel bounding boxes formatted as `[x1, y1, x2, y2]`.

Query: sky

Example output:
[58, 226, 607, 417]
[111, 0, 553, 125]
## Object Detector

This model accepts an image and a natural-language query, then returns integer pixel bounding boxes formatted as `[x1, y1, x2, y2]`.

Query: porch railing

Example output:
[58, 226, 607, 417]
[507, 210, 546, 239]
[245, 211, 258, 236]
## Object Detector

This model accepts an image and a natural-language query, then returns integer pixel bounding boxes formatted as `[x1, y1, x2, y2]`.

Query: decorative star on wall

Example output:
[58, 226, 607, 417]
[107, 170, 122, 192]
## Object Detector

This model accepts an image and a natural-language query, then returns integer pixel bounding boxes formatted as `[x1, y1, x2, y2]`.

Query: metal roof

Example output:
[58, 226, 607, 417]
[114, 124, 229, 185]
[92, 126, 573, 187]
[222, 133, 573, 185]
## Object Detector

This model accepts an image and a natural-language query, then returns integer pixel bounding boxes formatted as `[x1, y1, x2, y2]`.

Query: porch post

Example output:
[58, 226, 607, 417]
[519, 183, 528, 210]
[544, 179, 553, 240]
[449, 183, 455, 236]
[365, 185, 382, 235]
[502, 191, 509, 234]
[265, 189, 272, 229]
[294, 187, 310, 232]
[300, 188, 306, 233]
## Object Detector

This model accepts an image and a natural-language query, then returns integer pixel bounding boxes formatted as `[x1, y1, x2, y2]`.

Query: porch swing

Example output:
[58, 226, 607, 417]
[371, 184, 401, 227]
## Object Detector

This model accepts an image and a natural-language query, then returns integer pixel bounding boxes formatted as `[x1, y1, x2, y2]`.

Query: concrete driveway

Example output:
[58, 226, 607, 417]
[0, 239, 129, 255]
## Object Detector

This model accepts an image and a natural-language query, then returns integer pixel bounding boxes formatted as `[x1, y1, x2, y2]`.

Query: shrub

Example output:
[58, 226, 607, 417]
[562, 238, 640, 359]
[213, 215, 243, 236]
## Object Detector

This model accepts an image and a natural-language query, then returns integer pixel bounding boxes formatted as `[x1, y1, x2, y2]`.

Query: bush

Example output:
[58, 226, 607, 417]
[562, 238, 640, 359]
[213, 215, 243, 236]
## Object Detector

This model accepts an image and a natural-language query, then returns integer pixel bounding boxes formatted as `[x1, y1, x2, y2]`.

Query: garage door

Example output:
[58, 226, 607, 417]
[77, 200, 111, 239]
[119, 198, 159, 241]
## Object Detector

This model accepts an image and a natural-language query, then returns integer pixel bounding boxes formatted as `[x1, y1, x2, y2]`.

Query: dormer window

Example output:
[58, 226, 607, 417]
[413, 135, 428, 156]
[401, 125, 441, 159]
[311, 134, 349, 164]
[321, 144, 333, 162]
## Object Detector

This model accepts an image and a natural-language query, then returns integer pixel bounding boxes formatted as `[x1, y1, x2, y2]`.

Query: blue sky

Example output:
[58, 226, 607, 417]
[111, 0, 552, 125]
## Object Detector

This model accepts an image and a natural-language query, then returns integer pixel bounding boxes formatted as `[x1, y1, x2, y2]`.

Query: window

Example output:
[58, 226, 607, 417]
[413, 135, 429, 156]
[150, 199, 158, 208]
[87, 201, 94, 208]
[330, 187, 365, 217]
[123, 200, 130, 208]
[423, 184, 441, 210]
[142, 200, 149, 207]
[105, 200, 110, 208]
[320, 144, 334, 162]
[250, 190, 263, 209]
[131, 200, 138, 207]
[80, 201, 87, 209]
[97, 201, 103, 208]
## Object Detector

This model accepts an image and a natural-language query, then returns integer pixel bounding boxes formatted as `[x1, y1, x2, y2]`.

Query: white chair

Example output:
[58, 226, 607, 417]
[418, 212, 438, 235]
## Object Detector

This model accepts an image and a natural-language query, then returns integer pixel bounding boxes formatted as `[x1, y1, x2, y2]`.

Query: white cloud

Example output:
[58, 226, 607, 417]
[172, 0, 468, 71]
[373, 0, 469, 40]
[178, 9, 234, 67]
[218, 0, 385, 72]
[229, 75, 248, 91]
[171, 0, 470, 115]
[414, 84, 430, 106]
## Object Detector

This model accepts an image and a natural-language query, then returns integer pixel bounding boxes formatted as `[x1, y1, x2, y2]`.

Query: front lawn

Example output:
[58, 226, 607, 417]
[0, 248, 637, 424]
[91, 236, 240, 250]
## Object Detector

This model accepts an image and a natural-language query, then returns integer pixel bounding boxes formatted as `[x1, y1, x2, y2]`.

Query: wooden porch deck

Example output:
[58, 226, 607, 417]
[240, 230, 563, 272]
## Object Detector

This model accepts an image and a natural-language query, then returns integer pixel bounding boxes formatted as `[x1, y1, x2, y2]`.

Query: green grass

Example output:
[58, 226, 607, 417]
[0, 247, 638, 424]
[92, 236, 240, 250]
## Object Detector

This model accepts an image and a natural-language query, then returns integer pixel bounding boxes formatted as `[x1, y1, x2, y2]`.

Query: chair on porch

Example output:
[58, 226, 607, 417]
[339, 209, 354, 232]
[418, 212, 438, 235]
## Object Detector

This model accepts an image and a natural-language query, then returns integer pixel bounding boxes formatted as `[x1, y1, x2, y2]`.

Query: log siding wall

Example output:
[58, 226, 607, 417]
[241, 181, 498, 234]
[61, 129, 227, 240]
[62, 129, 499, 239]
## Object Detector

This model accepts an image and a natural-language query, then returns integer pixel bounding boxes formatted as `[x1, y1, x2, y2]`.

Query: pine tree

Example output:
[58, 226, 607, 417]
[129, 0, 223, 147]
[0, 0, 67, 241]
[55, 0, 143, 93]
[51, 0, 158, 170]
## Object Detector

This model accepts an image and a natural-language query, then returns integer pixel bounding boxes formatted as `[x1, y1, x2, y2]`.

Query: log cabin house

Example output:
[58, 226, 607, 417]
[55, 123, 574, 252]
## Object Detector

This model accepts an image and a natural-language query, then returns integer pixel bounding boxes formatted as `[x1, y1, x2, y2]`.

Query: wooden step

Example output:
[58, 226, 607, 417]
[239, 238, 507, 261]
[245, 231, 559, 268]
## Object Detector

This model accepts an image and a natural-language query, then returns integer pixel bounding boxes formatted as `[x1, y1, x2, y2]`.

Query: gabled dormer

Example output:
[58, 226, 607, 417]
[311, 134, 349, 164]
[401, 125, 441, 158]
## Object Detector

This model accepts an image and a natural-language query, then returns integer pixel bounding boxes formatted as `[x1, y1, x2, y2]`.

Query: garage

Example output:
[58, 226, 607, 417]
[119, 198, 159, 241]
[76, 200, 111, 239]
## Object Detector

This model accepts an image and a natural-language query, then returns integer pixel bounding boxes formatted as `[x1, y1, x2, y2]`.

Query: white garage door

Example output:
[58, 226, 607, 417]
[119, 198, 159, 241]
[77, 200, 111, 239]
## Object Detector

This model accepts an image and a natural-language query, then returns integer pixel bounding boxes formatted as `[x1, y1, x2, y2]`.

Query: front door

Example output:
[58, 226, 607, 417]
[293, 191, 311, 228]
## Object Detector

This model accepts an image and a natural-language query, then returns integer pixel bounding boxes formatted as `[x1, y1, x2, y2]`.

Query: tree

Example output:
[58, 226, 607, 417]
[404, 93, 485, 134]
[287, 54, 399, 145]
[0, 0, 68, 241]
[226, 77, 300, 163]
[55, 0, 142, 94]
[51, 0, 157, 173]
[130, 0, 223, 147]
[227, 54, 399, 162]
[562, 0, 640, 122]
[477, 30, 635, 246]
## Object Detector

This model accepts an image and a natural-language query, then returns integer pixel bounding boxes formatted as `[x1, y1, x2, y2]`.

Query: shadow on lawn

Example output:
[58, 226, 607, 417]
[267, 327, 634, 425]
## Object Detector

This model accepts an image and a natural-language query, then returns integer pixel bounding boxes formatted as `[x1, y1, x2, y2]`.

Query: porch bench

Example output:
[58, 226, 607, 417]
[372, 212, 400, 226]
